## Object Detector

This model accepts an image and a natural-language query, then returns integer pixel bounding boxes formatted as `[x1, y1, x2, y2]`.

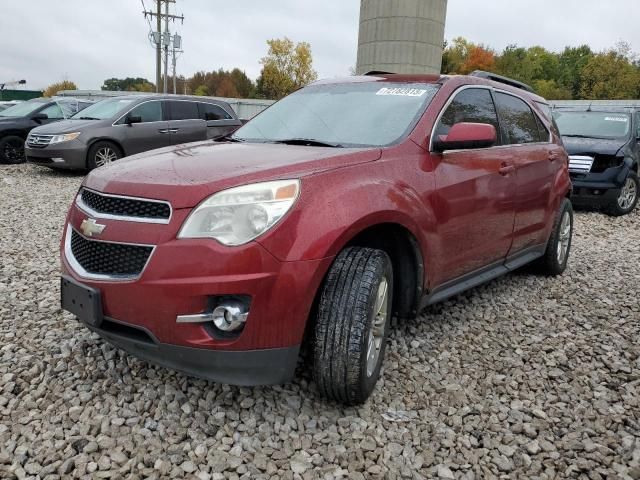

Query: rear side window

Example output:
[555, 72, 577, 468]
[168, 101, 199, 121]
[435, 88, 500, 140]
[534, 114, 549, 142]
[128, 101, 163, 123]
[199, 102, 232, 121]
[495, 93, 541, 144]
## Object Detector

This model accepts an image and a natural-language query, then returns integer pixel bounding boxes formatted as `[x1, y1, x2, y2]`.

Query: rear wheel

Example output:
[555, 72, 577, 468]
[536, 198, 573, 276]
[0, 135, 25, 164]
[312, 247, 393, 405]
[607, 172, 639, 217]
[87, 141, 122, 170]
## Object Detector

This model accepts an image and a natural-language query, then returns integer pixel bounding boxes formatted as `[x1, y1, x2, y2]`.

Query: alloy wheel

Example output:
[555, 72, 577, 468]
[617, 177, 637, 210]
[556, 211, 571, 264]
[366, 277, 389, 378]
[94, 147, 118, 167]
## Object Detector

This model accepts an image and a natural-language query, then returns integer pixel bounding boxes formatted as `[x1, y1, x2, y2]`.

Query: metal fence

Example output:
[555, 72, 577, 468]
[551, 100, 640, 109]
[55, 90, 275, 120]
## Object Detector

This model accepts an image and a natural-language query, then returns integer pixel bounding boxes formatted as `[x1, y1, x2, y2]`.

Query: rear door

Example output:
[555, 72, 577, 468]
[115, 100, 170, 156]
[494, 92, 559, 253]
[166, 100, 207, 145]
[198, 102, 240, 139]
[431, 87, 517, 284]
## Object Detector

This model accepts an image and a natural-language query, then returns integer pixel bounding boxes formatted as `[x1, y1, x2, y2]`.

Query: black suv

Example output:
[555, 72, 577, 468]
[0, 98, 92, 164]
[553, 106, 639, 216]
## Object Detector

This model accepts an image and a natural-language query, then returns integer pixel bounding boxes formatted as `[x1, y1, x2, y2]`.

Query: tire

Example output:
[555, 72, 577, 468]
[0, 135, 25, 164]
[536, 198, 573, 276]
[606, 172, 639, 217]
[313, 247, 393, 405]
[87, 141, 122, 170]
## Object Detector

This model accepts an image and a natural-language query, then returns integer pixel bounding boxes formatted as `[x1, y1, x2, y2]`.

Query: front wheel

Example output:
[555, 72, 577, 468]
[607, 172, 639, 217]
[313, 247, 393, 405]
[0, 135, 25, 164]
[536, 198, 573, 276]
[87, 141, 122, 170]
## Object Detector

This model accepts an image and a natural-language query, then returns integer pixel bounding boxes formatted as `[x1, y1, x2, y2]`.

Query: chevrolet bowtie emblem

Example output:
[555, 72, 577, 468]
[80, 218, 106, 237]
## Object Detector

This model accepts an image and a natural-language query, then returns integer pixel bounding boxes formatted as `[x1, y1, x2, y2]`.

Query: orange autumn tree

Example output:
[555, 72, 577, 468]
[460, 46, 496, 74]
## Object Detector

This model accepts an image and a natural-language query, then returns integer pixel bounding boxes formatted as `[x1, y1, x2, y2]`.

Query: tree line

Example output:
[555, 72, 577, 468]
[442, 38, 640, 100]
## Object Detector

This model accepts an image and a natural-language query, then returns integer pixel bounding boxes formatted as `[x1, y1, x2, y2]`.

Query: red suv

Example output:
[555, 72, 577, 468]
[61, 71, 572, 405]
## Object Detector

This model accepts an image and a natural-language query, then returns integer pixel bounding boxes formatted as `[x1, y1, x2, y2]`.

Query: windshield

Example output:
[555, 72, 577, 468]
[71, 97, 138, 120]
[554, 111, 631, 140]
[0, 100, 46, 117]
[233, 82, 440, 147]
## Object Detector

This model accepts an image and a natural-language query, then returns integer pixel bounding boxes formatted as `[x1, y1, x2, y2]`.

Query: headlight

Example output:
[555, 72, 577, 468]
[178, 179, 300, 246]
[49, 132, 81, 144]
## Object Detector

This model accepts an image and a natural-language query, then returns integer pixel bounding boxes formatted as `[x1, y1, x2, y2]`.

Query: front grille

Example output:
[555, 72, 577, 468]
[568, 155, 594, 174]
[27, 134, 53, 149]
[80, 189, 171, 221]
[70, 229, 153, 278]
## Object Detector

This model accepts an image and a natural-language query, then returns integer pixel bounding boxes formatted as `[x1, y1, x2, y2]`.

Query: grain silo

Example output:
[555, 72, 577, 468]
[356, 0, 448, 75]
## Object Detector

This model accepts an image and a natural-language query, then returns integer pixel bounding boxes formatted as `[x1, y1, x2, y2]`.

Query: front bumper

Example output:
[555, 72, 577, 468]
[570, 159, 632, 207]
[26, 139, 87, 169]
[61, 203, 333, 385]
[84, 315, 300, 385]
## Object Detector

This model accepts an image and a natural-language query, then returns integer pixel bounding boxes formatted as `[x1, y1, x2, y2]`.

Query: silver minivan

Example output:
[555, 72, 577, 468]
[25, 95, 242, 170]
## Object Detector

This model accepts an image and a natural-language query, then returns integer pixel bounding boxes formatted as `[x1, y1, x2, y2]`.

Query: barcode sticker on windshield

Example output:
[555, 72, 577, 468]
[605, 117, 628, 122]
[376, 87, 427, 97]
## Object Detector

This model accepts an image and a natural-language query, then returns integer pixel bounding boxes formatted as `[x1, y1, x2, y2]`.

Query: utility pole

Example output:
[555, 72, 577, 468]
[172, 35, 183, 94]
[142, 0, 184, 93]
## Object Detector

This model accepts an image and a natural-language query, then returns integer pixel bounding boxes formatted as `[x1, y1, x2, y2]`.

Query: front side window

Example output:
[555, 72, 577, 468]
[233, 82, 440, 148]
[495, 92, 540, 145]
[434, 88, 500, 140]
[553, 111, 631, 140]
[40, 103, 64, 120]
[168, 101, 199, 121]
[127, 101, 164, 123]
[199, 103, 232, 121]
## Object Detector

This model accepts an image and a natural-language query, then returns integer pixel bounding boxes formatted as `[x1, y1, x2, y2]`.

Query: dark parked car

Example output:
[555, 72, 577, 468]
[60, 72, 572, 404]
[0, 98, 92, 164]
[554, 107, 639, 216]
[26, 95, 242, 170]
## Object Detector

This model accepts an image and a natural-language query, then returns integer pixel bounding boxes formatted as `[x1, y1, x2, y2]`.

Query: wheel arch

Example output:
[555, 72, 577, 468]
[85, 137, 126, 166]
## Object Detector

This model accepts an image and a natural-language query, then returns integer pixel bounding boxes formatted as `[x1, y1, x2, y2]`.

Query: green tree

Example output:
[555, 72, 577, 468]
[557, 45, 593, 98]
[532, 79, 572, 100]
[43, 80, 77, 97]
[194, 85, 208, 96]
[580, 51, 640, 99]
[257, 37, 318, 99]
[101, 77, 155, 92]
[441, 37, 472, 74]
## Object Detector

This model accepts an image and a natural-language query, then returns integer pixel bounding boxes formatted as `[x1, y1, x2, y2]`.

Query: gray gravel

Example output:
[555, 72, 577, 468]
[1, 163, 639, 480]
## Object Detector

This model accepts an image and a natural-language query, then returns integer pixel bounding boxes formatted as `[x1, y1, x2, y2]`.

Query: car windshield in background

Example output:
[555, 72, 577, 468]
[0, 100, 46, 117]
[233, 82, 440, 147]
[554, 111, 631, 139]
[71, 98, 137, 120]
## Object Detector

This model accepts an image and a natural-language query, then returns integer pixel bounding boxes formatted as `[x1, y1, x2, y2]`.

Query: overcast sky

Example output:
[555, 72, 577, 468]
[1, 0, 637, 91]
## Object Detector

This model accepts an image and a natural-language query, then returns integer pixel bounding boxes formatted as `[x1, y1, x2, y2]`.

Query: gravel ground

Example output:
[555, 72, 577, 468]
[1, 163, 639, 480]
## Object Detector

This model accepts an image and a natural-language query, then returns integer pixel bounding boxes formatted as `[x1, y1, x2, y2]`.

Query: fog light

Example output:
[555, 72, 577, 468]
[212, 302, 248, 332]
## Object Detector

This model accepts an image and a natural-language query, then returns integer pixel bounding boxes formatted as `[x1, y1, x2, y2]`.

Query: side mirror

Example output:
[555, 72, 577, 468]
[32, 113, 48, 122]
[433, 122, 497, 153]
[126, 115, 142, 125]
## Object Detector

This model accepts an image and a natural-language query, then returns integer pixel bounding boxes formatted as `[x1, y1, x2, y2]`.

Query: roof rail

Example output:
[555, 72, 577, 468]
[363, 70, 396, 76]
[470, 71, 535, 94]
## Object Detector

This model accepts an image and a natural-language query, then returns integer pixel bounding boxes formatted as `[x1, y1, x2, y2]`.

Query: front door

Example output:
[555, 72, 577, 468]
[117, 100, 170, 156]
[430, 87, 516, 285]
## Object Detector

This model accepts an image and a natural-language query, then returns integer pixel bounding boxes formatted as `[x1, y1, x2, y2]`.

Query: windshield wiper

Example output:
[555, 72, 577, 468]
[77, 116, 100, 120]
[273, 138, 342, 148]
[213, 134, 244, 143]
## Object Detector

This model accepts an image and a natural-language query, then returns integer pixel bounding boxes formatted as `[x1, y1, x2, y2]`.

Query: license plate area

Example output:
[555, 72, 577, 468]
[61, 276, 103, 328]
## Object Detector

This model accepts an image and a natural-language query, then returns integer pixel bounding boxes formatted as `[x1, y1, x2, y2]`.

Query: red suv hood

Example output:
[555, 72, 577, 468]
[84, 141, 381, 208]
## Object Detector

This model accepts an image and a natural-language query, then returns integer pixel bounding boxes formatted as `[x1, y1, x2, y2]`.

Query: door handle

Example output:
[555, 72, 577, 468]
[158, 129, 169, 134]
[499, 163, 515, 176]
[548, 152, 560, 162]
[169, 129, 179, 133]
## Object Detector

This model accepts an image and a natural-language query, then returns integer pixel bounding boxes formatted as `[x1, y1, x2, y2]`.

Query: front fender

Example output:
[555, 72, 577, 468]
[256, 168, 436, 264]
